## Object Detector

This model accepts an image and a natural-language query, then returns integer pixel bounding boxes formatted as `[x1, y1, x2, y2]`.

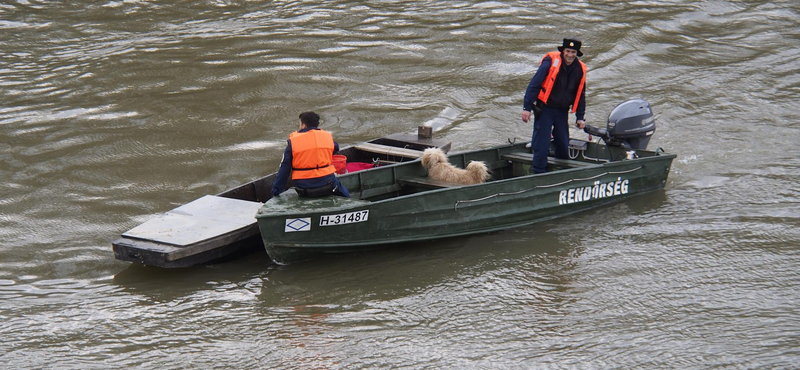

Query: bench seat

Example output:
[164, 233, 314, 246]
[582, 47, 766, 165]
[501, 152, 595, 168]
[397, 177, 464, 189]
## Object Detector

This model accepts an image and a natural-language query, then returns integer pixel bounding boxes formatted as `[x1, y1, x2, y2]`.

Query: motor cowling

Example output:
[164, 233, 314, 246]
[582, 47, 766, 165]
[584, 98, 656, 150]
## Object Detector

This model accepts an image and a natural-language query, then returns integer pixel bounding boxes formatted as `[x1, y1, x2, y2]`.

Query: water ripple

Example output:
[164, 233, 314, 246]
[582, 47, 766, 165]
[1, 1, 799, 369]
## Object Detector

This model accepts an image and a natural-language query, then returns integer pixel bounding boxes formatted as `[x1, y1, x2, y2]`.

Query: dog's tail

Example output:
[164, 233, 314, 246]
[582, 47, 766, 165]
[466, 161, 490, 184]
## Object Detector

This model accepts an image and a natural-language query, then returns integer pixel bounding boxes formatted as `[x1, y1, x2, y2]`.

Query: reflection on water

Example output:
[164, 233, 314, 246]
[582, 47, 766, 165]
[1, 0, 799, 368]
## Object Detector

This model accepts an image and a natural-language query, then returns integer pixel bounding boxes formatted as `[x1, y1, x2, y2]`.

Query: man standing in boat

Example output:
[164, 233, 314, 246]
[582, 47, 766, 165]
[522, 37, 587, 174]
[271, 111, 350, 198]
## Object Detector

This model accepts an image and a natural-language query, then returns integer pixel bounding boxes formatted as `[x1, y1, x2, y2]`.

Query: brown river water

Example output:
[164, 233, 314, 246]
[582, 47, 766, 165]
[1, 1, 799, 369]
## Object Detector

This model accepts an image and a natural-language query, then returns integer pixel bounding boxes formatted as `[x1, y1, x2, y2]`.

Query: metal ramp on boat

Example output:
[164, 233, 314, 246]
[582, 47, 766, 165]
[112, 195, 263, 267]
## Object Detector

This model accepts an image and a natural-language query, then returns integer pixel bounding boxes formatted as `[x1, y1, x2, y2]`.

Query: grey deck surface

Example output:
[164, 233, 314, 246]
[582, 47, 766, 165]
[122, 195, 263, 247]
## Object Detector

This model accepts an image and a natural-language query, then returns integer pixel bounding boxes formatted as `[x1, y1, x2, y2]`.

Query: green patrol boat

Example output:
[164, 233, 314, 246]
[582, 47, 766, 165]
[256, 99, 676, 264]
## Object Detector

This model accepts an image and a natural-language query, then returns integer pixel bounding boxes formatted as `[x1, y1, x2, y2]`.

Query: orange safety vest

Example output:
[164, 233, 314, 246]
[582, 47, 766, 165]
[536, 51, 587, 113]
[289, 129, 336, 180]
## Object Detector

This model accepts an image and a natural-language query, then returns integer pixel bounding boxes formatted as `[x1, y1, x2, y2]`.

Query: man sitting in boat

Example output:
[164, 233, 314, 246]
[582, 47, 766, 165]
[271, 111, 350, 198]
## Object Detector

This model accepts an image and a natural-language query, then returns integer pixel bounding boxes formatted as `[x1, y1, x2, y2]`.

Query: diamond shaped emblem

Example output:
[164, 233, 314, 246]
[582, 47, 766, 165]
[285, 218, 311, 232]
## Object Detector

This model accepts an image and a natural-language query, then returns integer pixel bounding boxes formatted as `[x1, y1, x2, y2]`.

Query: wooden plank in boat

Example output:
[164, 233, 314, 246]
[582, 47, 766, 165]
[354, 143, 424, 159]
[122, 195, 263, 247]
[375, 133, 453, 153]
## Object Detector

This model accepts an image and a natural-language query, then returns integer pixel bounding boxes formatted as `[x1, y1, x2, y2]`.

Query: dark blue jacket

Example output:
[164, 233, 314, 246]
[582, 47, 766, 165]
[523, 55, 586, 121]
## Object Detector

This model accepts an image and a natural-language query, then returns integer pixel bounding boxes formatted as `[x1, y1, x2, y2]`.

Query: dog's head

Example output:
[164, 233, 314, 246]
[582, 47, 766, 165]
[421, 148, 447, 169]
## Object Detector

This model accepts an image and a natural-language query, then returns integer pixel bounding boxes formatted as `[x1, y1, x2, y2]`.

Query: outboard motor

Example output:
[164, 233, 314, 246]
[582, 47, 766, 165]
[583, 99, 656, 151]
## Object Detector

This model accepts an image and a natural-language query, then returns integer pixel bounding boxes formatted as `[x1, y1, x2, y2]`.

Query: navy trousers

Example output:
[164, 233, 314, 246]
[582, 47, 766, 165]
[294, 174, 350, 198]
[531, 106, 570, 174]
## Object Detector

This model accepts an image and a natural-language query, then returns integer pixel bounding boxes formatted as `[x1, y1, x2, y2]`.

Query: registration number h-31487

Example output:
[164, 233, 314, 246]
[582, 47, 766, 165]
[319, 210, 369, 226]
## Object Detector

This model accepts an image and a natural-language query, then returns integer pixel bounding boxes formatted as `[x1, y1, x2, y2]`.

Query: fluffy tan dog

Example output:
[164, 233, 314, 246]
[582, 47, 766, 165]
[421, 148, 490, 185]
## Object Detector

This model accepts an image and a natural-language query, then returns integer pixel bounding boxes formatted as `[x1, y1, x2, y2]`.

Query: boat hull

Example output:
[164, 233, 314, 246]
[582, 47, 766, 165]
[257, 140, 676, 264]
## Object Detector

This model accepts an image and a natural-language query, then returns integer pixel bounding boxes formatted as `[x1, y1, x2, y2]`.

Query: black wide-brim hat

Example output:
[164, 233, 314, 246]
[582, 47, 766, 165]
[557, 38, 583, 57]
